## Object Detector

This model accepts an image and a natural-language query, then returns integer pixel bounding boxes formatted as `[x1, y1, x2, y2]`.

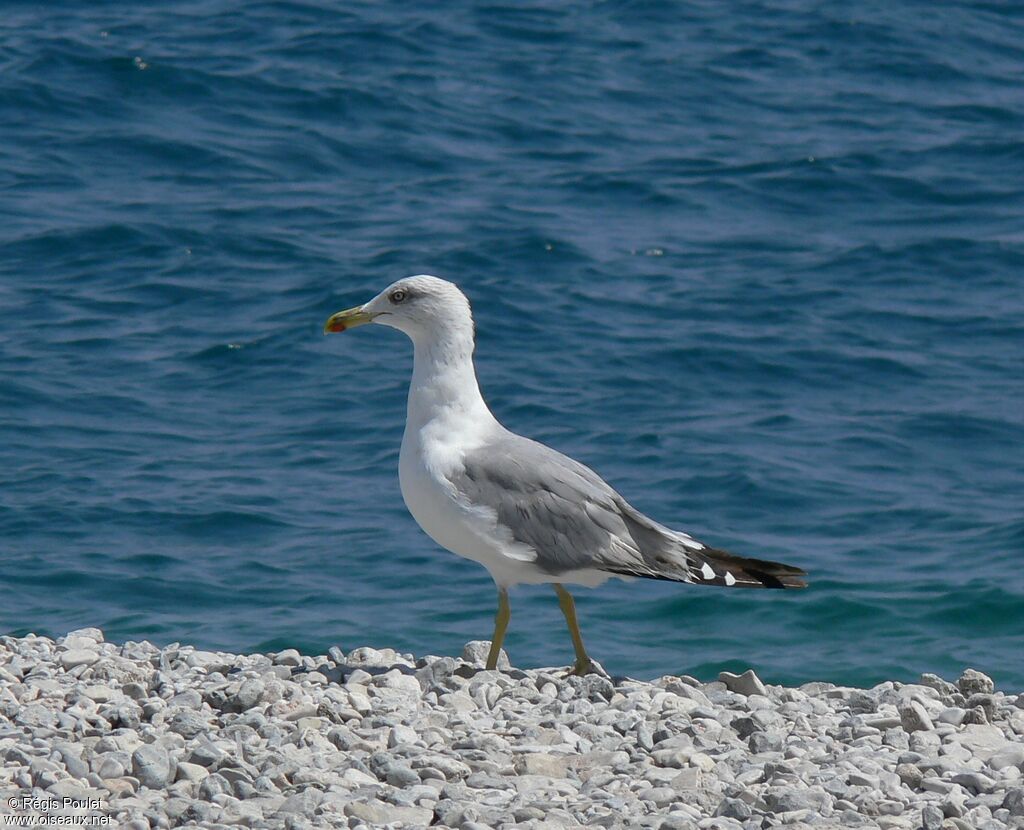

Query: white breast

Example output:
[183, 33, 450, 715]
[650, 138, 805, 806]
[399, 408, 545, 587]
[395, 323, 546, 588]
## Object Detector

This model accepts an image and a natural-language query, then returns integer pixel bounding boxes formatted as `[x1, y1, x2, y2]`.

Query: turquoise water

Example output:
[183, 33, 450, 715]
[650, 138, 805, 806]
[1, 2, 1022, 688]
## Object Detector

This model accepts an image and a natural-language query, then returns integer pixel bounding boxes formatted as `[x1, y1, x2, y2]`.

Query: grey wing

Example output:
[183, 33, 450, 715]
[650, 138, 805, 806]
[453, 431, 808, 590]
[452, 431, 708, 580]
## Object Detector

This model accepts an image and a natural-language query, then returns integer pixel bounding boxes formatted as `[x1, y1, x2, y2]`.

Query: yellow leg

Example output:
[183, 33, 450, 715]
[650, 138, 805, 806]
[554, 583, 593, 675]
[485, 588, 510, 670]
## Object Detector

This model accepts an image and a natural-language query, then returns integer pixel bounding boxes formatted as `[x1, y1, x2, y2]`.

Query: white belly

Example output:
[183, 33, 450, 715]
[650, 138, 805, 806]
[378, 321, 616, 590]
[398, 421, 544, 587]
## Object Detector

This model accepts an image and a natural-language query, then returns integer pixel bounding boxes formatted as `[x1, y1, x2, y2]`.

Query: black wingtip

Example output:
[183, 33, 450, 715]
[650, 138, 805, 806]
[758, 572, 808, 589]
[690, 548, 808, 590]
[741, 558, 807, 589]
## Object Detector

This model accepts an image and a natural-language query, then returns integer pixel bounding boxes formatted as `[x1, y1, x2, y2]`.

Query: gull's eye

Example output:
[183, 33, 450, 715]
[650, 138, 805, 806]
[389, 289, 408, 304]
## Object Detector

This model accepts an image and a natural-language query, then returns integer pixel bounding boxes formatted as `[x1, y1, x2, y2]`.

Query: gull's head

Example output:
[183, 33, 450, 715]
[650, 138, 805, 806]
[324, 275, 473, 344]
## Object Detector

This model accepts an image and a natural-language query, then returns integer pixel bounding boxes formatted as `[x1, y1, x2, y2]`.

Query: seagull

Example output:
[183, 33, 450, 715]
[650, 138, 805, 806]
[324, 275, 806, 675]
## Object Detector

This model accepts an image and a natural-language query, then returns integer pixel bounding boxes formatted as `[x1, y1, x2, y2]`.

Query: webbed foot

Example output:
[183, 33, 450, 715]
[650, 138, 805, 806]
[563, 657, 608, 678]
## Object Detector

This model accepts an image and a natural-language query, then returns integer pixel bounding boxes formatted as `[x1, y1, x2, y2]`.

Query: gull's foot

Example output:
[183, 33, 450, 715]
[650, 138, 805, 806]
[563, 657, 609, 678]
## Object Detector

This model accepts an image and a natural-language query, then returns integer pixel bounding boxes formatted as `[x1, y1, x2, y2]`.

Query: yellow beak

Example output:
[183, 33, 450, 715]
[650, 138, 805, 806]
[324, 305, 376, 334]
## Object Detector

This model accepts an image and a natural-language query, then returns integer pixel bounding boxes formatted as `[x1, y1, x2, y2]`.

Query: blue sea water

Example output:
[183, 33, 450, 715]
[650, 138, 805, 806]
[1, 1, 1022, 689]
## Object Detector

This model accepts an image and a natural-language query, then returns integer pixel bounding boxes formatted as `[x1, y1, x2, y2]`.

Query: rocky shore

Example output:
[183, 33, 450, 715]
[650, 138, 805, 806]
[1, 630, 1022, 829]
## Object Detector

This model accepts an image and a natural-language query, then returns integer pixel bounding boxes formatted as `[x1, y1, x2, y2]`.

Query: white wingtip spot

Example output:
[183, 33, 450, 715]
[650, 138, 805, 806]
[700, 562, 715, 580]
[724, 571, 736, 586]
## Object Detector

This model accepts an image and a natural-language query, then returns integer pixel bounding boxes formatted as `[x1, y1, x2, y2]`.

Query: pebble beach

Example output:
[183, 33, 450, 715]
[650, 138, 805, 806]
[2, 630, 1023, 830]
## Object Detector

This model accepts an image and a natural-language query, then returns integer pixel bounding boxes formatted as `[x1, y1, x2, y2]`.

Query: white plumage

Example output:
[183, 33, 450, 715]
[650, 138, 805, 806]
[325, 275, 806, 672]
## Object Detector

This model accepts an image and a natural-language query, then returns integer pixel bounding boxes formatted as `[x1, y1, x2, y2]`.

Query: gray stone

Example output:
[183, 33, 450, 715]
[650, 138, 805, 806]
[97, 756, 126, 778]
[433, 799, 480, 827]
[968, 693, 997, 721]
[45, 780, 96, 801]
[1003, 788, 1024, 817]
[274, 648, 302, 666]
[108, 702, 142, 729]
[168, 709, 208, 738]
[658, 818, 700, 830]
[848, 772, 879, 788]
[414, 754, 471, 781]
[910, 729, 942, 753]
[636, 721, 655, 751]
[955, 724, 1009, 761]
[385, 764, 421, 787]
[465, 771, 507, 790]
[839, 808, 869, 825]
[346, 646, 388, 667]
[416, 656, 458, 689]
[638, 786, 678, 807]
[579, 673, 615, 701]
[64, 627, 104, 644]
[957, 669, 994, 696]
[184, 650, 223, 670]
[81, 684, 115, 703]
[765, 786, 831, 815]
[170, 688, 203, 709]
[937, 707, 968, 726]
[460, 640, 510, 670]
[188, 742, 225, 768]
[10, 630, 1024, 830]
[748, 731, 784, 753]
[652, 749, 689, 768]
[895, 763, 923, 789]
[732, 716, 759, 738]
[344, 799, 433, 825]
[671, 768, 701, 791]
[276, 788, 324, 815]
[920, 673, 957, 697]
[175, 761, 209, 783]
[60, 649, 99, 669]
[963, 704, 990, 725]
[715, 797, 753, 820]
[57, 746, 89, 779]
[922, 778, 954, 795]
[514, 753, 571, 777]
[988, 744, 1024, 771]
[921, 804, 944, 830]
[131, 743, 174, 789]
[899, 700, 934, 732]
[952, 771, 996, 793]
[15, 704, 59, 729]
[231, 678, 265, 712]
[718, 669, 767, 697]
[943, 789, 967, 819]
[375, 669, 421, 694]
[388, 724, 420, 748]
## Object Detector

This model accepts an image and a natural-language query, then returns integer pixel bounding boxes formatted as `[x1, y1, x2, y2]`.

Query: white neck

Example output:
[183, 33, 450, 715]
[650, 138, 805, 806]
[405, 326, 496, 433]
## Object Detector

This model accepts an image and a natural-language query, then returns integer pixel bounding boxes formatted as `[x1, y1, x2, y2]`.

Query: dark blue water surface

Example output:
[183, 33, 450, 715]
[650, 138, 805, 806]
[2, 2, 1022, 689]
